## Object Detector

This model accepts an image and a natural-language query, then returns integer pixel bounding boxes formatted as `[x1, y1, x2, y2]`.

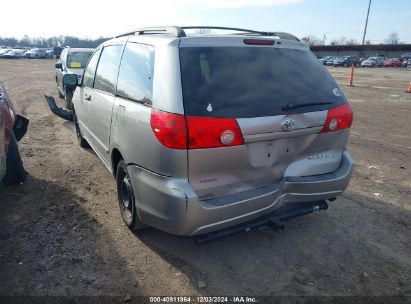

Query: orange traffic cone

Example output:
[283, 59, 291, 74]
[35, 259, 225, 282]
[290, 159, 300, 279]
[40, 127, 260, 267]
[407, 81, 411, 93]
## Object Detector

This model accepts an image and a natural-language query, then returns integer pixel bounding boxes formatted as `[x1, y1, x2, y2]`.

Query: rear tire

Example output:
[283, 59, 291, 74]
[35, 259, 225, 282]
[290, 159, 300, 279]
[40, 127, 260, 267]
[116, 160, 146, 231]
[73, 109, 89, 148]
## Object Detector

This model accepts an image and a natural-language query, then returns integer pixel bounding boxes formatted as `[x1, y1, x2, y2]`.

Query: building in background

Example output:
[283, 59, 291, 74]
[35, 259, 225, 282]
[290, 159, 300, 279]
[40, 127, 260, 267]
[310, 44, 411, 59]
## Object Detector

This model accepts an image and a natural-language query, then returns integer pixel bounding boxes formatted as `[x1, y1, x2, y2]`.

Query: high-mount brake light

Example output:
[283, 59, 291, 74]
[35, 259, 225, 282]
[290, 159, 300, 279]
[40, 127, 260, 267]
[243, 39, 275, 46]
[321, 103, 353, 133]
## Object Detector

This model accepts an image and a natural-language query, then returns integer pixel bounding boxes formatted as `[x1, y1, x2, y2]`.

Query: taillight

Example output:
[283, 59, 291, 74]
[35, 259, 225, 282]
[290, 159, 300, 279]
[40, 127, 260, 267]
[151, 110, 244, 149]
[150, 110, 187, 149]
[186, 116, 244, 149]
[321, 103, 353, 133]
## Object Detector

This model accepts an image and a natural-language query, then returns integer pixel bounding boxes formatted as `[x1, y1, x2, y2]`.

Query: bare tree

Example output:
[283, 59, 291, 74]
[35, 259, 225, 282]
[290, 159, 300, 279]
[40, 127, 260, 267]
[301, 35, 324, 46]
[328, 37, 359, 45]
[384, 31, 400, 44]
[346, 38, 359, 45]
[0, 35, 109, 48]
[330, 36, 348, 45]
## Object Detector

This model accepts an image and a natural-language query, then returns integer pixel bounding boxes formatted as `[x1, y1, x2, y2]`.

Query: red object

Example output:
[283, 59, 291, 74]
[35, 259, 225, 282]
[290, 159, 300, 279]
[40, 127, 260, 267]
[150, 109, 244, 149]
[150, 110, 187, 149]
[321, 103, 353, 133]
[0, 83, 16, 158]
[186, 116, 244, 149]
[243, 39, 275, 46]
[383, 58, 401, 67]
[406, 81, 411, 93]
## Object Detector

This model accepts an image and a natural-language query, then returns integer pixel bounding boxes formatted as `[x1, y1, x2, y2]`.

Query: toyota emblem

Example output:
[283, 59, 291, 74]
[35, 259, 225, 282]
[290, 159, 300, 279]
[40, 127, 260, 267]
[281, 119, 296, 132]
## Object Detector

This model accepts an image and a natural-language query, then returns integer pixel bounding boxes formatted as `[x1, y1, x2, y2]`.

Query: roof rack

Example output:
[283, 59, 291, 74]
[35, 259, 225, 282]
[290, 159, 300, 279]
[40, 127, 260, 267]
[116, 26, 186, 38]
[115, 26, 300, 41]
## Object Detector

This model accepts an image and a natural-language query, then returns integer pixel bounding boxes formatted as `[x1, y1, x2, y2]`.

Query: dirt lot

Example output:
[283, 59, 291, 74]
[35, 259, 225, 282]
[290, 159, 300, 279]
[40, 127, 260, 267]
[0, 59, 410, 298]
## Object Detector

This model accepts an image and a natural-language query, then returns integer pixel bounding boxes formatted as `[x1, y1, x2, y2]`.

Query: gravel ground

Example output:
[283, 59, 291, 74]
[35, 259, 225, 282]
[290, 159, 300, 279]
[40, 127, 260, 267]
[0, 60, 410, 298]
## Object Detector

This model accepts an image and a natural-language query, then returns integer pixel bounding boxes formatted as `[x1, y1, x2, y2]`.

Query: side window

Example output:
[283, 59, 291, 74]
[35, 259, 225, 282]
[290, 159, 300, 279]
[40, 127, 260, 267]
[83, 49, 102, 88]
[116, 43, 155, 103]
[94, 45, 123, 94]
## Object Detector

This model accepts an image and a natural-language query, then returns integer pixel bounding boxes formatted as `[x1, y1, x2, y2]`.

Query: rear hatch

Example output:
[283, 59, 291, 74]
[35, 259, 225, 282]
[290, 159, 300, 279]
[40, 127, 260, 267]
[179, 37, 352, 200]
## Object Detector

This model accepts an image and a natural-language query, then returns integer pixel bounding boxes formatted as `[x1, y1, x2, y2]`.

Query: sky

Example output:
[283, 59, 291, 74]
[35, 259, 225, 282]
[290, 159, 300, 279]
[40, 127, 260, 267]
[1, 0, 410, 43]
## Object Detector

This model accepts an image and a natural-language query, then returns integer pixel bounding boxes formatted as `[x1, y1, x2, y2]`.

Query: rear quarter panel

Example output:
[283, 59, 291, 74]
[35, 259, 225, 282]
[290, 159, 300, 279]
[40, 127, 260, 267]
[110, 97, 187, 178]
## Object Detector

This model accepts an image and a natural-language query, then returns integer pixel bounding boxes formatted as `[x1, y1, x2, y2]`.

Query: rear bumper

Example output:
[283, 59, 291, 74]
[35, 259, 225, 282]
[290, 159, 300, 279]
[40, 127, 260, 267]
[128, 150, 355, 236]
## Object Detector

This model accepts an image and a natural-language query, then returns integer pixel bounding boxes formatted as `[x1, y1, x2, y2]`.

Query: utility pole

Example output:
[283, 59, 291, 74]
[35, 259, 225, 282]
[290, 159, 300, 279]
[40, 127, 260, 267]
[362, 0, 372, 45]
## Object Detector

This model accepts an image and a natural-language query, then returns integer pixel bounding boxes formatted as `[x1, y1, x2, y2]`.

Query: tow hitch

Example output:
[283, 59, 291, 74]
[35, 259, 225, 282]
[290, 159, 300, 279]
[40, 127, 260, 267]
[194, 200, 328, 245]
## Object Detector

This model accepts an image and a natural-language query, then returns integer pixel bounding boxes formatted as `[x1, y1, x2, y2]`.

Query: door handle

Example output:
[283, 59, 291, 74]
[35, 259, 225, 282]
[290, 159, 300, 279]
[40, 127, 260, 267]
[84, 93, 91, 101]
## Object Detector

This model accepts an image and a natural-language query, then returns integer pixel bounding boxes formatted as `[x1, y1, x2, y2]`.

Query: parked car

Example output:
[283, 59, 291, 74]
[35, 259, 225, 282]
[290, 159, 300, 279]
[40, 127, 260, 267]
[45, 48, 54, 58]
[400, 53, 411, 61]
[55, 47, 94, 109]
[383, 58, 402, 67]
[0, 82, 29, 185]
[0, 49, 11, 58]
[64, 26, 354, 237]
[1, 49, 26, 59]
[400, 54, 411, 67]
[361, 57, 385, 67]
[319, 56, 334, 65]
[325, 56, 338, 66]
[15, 49, 26, 58]
[25, 48, 46, 59]
[0, 50, 12, 58]
[333, 55, 361, 67]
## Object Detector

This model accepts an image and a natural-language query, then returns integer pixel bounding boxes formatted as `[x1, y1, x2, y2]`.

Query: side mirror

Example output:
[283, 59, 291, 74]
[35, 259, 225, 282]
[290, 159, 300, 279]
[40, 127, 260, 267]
[62, 74, 78, 89]
[55, 62, 63, 70]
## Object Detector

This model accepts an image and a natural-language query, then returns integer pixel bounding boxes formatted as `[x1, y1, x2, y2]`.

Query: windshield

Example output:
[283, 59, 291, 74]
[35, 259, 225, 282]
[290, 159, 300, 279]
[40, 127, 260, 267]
[180, 47, 345, 118]
[67, 51, 93, 69]
[367, 57, 377, 61]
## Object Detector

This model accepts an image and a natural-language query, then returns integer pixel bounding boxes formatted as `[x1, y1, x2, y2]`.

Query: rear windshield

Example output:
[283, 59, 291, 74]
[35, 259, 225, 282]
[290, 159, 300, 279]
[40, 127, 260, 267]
[179, 47, 345, 118]
[67, 51, 93, 69]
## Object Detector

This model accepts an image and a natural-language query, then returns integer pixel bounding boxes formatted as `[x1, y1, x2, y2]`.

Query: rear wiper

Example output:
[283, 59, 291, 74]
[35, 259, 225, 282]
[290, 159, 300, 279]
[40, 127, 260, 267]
[282, 101, 334, 111]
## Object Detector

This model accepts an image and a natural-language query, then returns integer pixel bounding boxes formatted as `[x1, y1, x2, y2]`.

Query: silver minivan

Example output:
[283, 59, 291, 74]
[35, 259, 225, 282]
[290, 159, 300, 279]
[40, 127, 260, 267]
[66, 26, 355, 236]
